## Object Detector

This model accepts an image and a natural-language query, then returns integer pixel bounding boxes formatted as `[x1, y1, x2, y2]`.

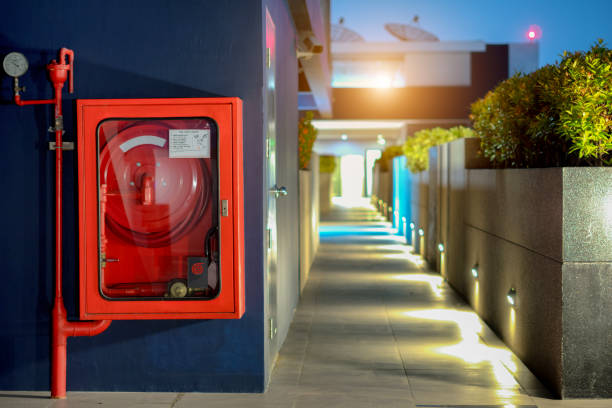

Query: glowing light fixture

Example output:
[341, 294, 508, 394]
[471, 264, 479, 279]
[526, 24, 542, 41]
[507, 287, 517, 307]
[418, 228, 424, 236]
[438, 243, 444, 253]
[376, 134, 386, 145]
[409, 222, 415, 230]
[341, 133, 348, 141]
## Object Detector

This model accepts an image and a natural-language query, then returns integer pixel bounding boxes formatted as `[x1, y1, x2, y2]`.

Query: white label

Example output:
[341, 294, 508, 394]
[169, 129, 210, 158]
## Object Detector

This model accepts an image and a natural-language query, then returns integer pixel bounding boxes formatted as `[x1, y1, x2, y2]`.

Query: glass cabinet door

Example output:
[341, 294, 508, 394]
[97, 118, 220, 300]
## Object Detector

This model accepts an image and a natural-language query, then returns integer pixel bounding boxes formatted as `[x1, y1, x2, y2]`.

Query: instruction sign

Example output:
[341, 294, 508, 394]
[169, 129, 210, 158]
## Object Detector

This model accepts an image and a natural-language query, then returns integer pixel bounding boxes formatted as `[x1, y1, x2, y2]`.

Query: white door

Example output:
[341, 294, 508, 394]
[265, 8, 279, 355]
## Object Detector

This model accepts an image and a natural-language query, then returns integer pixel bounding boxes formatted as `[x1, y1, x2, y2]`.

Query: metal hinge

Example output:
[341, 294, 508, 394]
[269, 318, 276, 339]
[267, 228, 271, 250]
[49, 141, 74, 150]
[221, 200, 229, 217]
[266, 138, 270, 158]
[266, 47, 271, 68]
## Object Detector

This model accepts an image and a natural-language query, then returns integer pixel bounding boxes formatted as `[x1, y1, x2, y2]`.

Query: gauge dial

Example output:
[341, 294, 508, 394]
[3, 52, 29, 78]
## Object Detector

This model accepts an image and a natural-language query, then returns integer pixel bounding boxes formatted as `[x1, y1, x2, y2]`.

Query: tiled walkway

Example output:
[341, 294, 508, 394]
[2, 199, 611, 407]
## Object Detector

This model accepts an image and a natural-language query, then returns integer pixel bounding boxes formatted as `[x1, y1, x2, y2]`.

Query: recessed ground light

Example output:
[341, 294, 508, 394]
[471, 264, 479, 279]
[341, 134, 348, 141]
[507, 288, 517, 307]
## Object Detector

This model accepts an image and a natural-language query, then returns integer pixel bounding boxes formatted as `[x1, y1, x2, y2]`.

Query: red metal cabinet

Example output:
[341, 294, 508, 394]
[77, 98, 244, 319]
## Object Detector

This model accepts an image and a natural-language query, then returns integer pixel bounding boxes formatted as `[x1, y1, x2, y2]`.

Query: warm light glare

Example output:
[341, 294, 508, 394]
[374, 74, 392, 88]
[403, 308, 520, 388]
[418, 228, 424, 236]
[471, 265, 479, 279]
[409, 222, 415, 230]
[330, 196, 373, 209]
[394, 273, 443, 297]
[341, 133, 348, 141]
[438, 243, 444, 253]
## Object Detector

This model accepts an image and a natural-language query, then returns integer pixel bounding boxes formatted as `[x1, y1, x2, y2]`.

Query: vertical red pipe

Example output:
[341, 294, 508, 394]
[51, 76, 66, 399]
[13, 48, 111, 399]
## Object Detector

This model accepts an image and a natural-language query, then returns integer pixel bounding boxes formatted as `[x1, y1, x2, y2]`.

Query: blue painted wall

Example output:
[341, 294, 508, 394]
[0, 0, 273, 392]
[392, 156, 412, 243]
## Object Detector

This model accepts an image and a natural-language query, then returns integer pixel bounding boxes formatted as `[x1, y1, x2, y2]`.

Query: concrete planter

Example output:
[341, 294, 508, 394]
[319, 172, 332, 214]
[424, 138, 612, 398]
[397, 136, 611, 397]
[299, 157, 320, 293]
[461, 166, 612, 398]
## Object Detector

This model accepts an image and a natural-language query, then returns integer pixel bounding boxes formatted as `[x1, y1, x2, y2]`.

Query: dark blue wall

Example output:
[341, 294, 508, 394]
[0, 0, 267, 392]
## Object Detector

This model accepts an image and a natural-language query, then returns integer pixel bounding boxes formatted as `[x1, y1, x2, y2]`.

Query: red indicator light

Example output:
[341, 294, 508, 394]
[527, 25, 542, 41]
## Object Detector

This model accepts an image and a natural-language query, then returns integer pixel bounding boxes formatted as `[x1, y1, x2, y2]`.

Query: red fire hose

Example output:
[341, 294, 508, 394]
[12, 48, 111, 399]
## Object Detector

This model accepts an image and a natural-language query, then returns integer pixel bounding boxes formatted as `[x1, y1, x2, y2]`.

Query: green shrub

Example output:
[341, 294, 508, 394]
[470, 40, 611, 168]
[319, 155, 337, 173]
[375, 145, 404, 172]
[402, 126, 474, 173]
[298, 111, 318, 170]
[559, 40, 612, 165]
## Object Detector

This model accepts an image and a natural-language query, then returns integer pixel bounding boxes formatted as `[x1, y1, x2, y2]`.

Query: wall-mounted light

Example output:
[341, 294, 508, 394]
[409, 222, 415, 230]
[471, 264, 479, 279]
[418, 228, 424, 236]
[341, 133, 348, 141]
[507, 288, 517, 308]
[377, 134, 386, 145]
[437, 243, 444, 253]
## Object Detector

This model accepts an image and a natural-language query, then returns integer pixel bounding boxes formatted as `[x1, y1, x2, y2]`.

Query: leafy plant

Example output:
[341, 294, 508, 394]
[319, 155, 337, 173]
[470, 40, 611, 168]
[402, 126, 474, 173]
[559, 39, 612, 165]
[375, 145, 404, 172]
[298, 111, 318, 170]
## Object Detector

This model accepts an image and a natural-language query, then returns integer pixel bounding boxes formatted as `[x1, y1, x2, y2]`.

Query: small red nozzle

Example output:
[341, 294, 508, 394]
[59, 48, 74, 93]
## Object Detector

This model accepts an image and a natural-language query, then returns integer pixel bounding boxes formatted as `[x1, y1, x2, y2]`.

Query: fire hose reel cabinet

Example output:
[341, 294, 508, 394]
[77, 98, 244, 319]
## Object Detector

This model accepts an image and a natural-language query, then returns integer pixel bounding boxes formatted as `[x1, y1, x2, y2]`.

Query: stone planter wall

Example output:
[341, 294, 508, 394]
[463, 167, 612, 398]
[319, 172, 332, 214]
[372, 164, 393, 218]
[299, 155, 320, 293]
[421, 137, 612, 398]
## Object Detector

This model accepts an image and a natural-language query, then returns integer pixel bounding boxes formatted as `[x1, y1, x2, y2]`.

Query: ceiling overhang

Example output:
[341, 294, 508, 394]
[289, 0, 333, 118]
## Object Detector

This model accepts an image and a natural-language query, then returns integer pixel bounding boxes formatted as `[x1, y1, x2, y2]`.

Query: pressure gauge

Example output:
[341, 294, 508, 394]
[3, 52, 29, 78]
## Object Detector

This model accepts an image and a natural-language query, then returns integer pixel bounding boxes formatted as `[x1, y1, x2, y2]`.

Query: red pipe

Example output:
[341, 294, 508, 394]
[13, 48, 111, 399]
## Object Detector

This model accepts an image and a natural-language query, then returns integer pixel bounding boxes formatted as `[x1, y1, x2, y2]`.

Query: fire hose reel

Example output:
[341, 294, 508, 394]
[78, 98, 245, 320]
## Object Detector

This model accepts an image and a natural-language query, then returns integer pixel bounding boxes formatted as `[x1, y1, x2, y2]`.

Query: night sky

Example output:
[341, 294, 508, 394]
[332, 0, 612, 67]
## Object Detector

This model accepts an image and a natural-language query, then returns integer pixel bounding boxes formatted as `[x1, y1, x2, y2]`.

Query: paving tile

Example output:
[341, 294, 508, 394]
[0, 392, 53, 408]
[49, 392, 177, 407]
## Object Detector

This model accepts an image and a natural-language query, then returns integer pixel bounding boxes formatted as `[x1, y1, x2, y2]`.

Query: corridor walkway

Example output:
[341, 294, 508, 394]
[264, 198, 611, 408]
[2, 199, 610, 407]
